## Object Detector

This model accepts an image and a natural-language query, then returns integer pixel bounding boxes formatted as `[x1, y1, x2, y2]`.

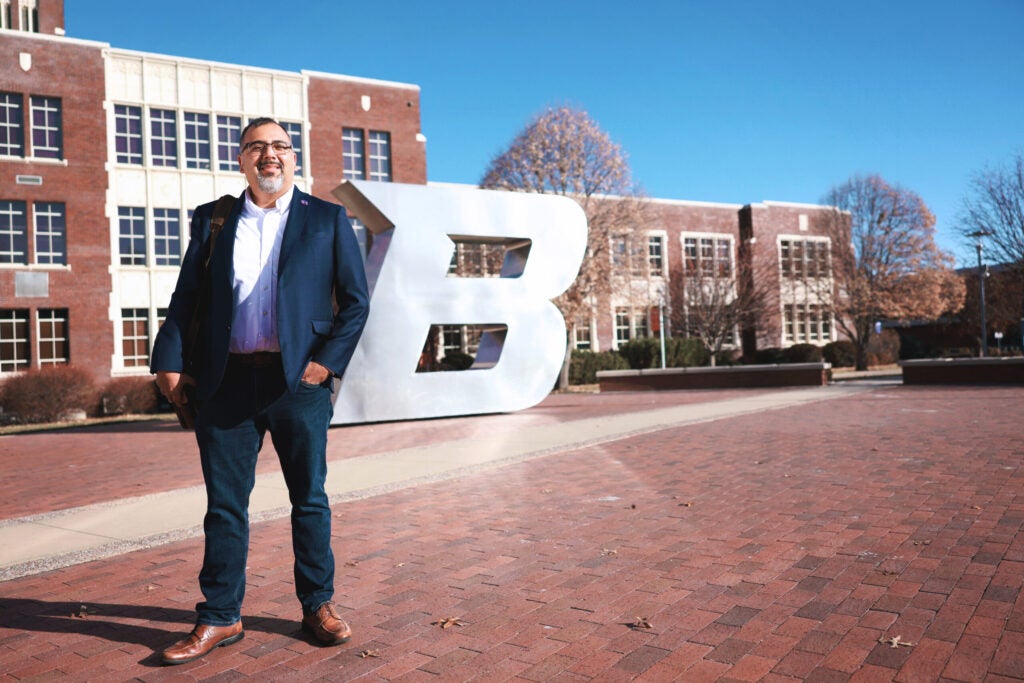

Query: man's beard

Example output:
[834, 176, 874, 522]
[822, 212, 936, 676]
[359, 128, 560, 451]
[257, 172, 284, 194]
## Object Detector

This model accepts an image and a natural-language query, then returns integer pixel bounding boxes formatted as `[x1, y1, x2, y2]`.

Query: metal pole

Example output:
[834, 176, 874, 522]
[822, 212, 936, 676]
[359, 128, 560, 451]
[658, 304, 666, 369]
[977, 241, 987, 357]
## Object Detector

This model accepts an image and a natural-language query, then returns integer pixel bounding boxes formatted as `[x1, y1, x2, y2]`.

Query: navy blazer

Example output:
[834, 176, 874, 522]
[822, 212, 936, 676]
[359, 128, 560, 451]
[150, 188, 370, 400]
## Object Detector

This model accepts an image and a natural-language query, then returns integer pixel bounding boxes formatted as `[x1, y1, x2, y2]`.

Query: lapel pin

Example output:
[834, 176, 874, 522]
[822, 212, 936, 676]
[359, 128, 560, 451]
[300, 199, 309, 206]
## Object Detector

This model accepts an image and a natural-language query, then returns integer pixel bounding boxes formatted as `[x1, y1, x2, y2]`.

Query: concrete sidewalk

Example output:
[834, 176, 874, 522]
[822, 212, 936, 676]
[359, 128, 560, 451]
[1, 381, 1022, 681]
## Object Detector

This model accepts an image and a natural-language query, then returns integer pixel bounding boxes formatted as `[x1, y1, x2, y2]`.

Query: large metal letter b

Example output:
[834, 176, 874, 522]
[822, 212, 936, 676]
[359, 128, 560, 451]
[331, 181, 587, 424]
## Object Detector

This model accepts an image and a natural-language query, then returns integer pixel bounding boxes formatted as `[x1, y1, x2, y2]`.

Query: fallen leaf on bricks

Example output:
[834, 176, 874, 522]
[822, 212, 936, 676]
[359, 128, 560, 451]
[541, 488, 552, 494]
[678, 501, 693, 507]
[145, 585, 156, 591]
[971, 505, 982, 510]
[72, 605, 90, 618]
[395, 562, 406, 567]
[912, 540, 931, 546]
[632, 616, 653, 629]
[602, 548, 618, 556]
[878, 635, 915, 649]
[432, 617, 466, 629]
[345, 560, 359, 567]
[358, 649, 381, 658]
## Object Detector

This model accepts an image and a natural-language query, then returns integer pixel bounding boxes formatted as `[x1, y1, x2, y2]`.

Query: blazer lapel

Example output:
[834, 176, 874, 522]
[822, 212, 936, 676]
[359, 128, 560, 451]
[277, 188, 311, 275]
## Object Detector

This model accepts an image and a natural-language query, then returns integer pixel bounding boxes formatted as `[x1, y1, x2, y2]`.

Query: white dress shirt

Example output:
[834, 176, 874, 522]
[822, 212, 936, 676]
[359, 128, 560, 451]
[228, 187, 293, 353]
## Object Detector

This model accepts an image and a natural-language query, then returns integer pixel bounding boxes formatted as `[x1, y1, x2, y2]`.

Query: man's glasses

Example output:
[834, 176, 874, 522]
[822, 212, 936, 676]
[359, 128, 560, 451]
[241, 140, 293, 155]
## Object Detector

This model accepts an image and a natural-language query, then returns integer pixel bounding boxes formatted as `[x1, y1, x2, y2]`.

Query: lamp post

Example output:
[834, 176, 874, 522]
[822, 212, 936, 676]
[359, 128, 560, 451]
[967, 230, 991, 357]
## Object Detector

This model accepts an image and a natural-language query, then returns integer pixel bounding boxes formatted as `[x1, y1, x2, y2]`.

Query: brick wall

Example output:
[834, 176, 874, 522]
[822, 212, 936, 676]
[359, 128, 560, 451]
[306, 74, 427, 204]
[0, 33, 112, 382]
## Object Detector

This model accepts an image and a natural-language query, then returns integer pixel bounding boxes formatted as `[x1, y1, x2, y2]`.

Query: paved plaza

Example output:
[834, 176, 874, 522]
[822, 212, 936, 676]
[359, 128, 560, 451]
[1, 381, 1022, 681]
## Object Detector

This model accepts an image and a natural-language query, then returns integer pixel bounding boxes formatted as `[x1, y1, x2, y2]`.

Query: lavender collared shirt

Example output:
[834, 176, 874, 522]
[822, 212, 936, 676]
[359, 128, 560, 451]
[228, 187, 293, 354]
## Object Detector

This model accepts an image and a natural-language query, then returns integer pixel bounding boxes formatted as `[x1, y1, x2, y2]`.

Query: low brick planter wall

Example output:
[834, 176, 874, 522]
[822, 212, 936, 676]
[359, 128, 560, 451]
[900, 357, 1024, 385]
[597, 363, 832, 391]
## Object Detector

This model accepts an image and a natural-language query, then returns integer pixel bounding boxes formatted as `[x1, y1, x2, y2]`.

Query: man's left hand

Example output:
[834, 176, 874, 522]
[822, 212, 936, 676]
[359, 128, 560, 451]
[302, 361, 331, 385]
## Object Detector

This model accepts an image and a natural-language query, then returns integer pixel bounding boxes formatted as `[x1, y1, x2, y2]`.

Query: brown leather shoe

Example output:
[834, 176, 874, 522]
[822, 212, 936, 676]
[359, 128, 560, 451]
[302, 602, 352, 645]
[161, 621, 244, 665]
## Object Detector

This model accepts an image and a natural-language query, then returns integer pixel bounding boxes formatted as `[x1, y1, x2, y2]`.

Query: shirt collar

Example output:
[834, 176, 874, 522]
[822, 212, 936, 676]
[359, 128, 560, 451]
[243, 185, 295, 216]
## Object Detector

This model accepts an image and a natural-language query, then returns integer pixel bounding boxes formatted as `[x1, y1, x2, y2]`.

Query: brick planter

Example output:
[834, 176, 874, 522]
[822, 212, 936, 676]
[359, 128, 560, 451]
[597, 363, 832, 391]
[900, 357, 1024, 385]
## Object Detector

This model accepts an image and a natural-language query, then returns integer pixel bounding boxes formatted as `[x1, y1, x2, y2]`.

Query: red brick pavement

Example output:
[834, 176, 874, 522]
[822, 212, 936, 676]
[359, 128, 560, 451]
[0, 389, 770, 520]
[1, 384, 1023, 681]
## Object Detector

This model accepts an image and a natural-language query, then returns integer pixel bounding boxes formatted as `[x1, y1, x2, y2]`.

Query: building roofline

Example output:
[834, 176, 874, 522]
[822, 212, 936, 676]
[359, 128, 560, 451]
[104, 46, 310, 79]
[755, 200, 836, 210]
[303, 69, 420, 91]
[0, 27, 107, 49]
[648, 196, 745, 209]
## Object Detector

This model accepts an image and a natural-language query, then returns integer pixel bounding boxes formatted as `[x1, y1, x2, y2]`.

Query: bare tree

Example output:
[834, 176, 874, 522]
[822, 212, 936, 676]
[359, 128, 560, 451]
[481, 106, 654, 385]
[667, 236, 779, 365]
[820, 175, 965, 370]
[959, 152, 1024, 341]
[960, 152, 1024, 267]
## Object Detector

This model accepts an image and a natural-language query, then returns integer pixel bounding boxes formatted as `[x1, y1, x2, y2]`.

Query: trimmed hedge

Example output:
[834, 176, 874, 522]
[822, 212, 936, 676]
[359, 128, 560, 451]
[782, 343, 823, 363]
[616, 337, 711, 370]
[569, 350, 629, 384]
[823, 340, 856, 367]
[1, 366, 98, 424]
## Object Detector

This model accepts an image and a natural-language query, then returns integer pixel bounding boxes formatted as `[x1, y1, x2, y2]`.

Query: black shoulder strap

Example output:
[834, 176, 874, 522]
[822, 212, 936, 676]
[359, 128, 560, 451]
[183, 194, 237, 369]
[203, 193, 236, 270]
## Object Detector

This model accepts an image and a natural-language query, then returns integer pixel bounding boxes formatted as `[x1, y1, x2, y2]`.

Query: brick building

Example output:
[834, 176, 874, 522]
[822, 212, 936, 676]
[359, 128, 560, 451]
[2, 0, 840, 388]
[1, 0, 426, 383]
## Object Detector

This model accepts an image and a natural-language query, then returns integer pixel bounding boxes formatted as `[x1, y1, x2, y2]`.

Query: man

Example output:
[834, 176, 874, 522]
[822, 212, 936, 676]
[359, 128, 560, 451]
[151, 117, 369, 665]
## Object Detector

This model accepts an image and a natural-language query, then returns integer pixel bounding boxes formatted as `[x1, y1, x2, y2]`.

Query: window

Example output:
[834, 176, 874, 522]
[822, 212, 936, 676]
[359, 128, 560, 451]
[0, 200, 28, 264]
[615, 307, 631, 345]
[648, 235, 664, 276]
[37, 308, 68, 366]
[118, 206, 146, 265]
[183, 112, 210, 169]
[574, 317, 592, 350]
[281, 120, 303, 175]
[441, 325, 463, 355]
[343, 128, 394, 182]
[114, 104, 143, 164]
[683, 235, 732, 277]
[19, 0, 36, 32]
[153, 208, 180, 266]
[0, 1, 11, 30]
[121, 308, 149, 367]
[783, 303, 833, 344]
[780, 238, 830, 280]
[0, 92, 24, 157]
[216, 115, 241, 171]
[149, 108, 177, 167]
[0, 309, 29, 372]
[342, 128, 365, 180]
[33, 201, 65, 265]
[29, 96, 61, 159]
[368, 131, 392, 182]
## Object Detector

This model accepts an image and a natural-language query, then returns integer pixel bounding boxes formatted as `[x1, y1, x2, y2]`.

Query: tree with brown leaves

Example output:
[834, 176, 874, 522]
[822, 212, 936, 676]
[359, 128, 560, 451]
[481, 106, 654, 385]
[820, 175, 964, 370]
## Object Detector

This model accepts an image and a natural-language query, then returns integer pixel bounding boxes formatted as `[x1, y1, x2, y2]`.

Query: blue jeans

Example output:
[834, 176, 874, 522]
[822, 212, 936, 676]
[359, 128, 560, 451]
[192, 357, 334, 625]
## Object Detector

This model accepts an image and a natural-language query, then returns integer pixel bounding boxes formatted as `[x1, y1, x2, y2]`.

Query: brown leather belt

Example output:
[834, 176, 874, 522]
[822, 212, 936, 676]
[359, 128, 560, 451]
[228, 352, 281, 368]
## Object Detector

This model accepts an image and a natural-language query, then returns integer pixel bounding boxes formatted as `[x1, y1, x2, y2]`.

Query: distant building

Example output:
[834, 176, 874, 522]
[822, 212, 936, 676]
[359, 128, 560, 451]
[2, 0, 840, 386]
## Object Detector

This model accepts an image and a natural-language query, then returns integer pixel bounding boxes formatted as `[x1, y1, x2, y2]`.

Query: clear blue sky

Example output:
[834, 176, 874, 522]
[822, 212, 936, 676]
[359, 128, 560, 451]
[69, 0, 1023, 265]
